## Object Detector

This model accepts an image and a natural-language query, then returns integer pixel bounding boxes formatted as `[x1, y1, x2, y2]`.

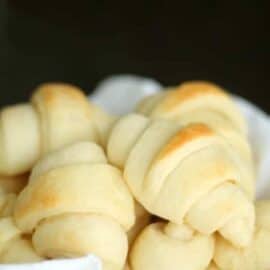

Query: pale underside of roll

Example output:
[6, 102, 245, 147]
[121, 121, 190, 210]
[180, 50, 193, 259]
[129, 222, 214, 270]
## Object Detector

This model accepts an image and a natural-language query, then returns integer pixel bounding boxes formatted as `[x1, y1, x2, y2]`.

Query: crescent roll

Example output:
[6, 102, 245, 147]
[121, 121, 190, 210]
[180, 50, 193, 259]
[0, 83, 114, 176]
[14, 142, 135, 270]
[136, 81, 253, 168]
[129, 222, 214, 270]
[107, 114, 255, 247]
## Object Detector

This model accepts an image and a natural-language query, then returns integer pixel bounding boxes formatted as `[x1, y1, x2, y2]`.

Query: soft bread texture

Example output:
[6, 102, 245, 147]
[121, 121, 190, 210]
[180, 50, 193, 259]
[0, 83, 113, 176]
[0, 104, 40, 175]
[14, 142, 135, 270]
[136, 81, 253, 170]
[107, 114, 255, 247]
[127, 202, 151, 245]
[129, 222, 214, 270]
[0, 217, 42, 263]
[214, 201, 270, 270]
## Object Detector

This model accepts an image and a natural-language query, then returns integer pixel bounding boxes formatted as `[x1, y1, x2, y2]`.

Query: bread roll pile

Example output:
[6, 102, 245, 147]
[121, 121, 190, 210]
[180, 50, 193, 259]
[0, 81, 269, 270]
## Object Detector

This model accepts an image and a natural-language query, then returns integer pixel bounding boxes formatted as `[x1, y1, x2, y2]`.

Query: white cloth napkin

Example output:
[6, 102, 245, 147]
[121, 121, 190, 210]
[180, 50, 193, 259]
[0, 255, 101, 270]
[1, 75, 269, 269]
[91, 75, 162, 115]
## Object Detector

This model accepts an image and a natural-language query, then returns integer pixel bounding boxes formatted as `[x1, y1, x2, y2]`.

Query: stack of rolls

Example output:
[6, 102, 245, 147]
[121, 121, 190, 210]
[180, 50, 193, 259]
[107, 115, 255, 269]
[0, 81, 269, 270]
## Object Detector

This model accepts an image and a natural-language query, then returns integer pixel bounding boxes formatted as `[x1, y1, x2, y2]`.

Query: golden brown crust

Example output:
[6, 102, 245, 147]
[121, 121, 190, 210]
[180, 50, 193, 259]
[159, 81, 228, 112]
[15, 179, 59, 220]
[156, 123, 213, 160]
[32, 83, 88, 107]
[31, 83, 94, 122]
[31, 83, 100, 153]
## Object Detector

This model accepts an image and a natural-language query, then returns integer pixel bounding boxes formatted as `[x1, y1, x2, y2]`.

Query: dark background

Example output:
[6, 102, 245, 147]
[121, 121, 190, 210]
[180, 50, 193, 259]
[1, 1, 269, 111]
